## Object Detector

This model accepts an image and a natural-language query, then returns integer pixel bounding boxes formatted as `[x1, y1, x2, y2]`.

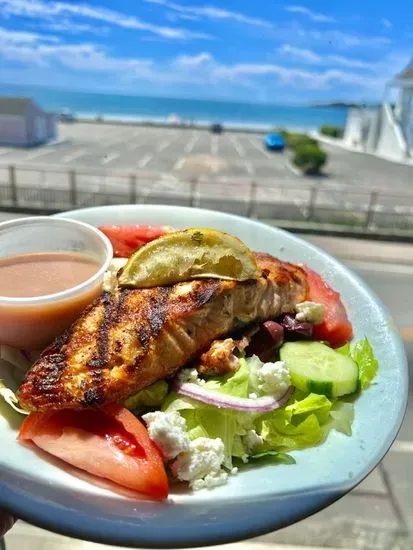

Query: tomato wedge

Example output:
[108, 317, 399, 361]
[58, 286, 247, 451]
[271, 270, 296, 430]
[99, 225, 172, 258]
[19, 404, 168, 500]
[304, 266, 353, 348]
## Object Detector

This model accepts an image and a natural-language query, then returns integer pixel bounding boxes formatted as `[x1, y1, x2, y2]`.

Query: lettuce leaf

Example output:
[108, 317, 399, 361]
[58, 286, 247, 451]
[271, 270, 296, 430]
[258, 392, 333, 452]
[162, 361, 254, 468]
[336, 338, 378, 390]
[124, 380, 169, 411]
[328, 401, 354, 437]
[202, 358, 250, 397]
[286, 392, 332, 424]
[351, 338, 378, 389]
[336, 343, 350, 356]
[162, 392, 253, 468]
[161, 353, 358, 467]
[261, 414, 323, 451]
[248, 451, 296, 466]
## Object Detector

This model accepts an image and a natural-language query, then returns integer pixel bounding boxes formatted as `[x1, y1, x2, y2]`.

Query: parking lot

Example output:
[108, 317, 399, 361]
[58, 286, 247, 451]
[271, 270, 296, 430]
[0, 123, 298, 182]
[1, 122, 413, 190]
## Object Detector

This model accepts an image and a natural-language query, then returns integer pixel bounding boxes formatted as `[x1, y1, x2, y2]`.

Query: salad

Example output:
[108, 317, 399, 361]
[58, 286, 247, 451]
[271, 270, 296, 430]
[0, 224, 378, 500]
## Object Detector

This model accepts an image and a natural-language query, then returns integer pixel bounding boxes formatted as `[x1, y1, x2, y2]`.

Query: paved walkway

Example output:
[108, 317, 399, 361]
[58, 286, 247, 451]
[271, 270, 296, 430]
[313, 132, 413, 169]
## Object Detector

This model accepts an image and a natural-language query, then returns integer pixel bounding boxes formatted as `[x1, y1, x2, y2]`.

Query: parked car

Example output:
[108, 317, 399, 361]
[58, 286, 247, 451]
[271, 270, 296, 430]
[210, 123, 223, 134]
[58, 109, 76, 122]
[264, 132, 285, 152]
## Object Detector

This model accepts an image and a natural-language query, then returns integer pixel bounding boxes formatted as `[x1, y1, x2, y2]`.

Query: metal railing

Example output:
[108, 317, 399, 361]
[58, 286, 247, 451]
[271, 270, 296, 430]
[1, 164, 413, 236]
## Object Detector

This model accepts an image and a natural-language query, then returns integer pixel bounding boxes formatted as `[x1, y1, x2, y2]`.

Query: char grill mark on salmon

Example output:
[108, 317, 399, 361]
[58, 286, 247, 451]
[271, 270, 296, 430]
[18, 253, 308, 411]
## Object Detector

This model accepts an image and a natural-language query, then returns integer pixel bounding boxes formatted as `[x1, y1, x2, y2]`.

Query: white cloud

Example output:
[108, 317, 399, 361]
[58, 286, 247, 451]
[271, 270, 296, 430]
[279, 45, 377, 70]
[39, 20, 109, 36]
[0, 27, 59, 44]
[166, 13, 200, 22]
[0, 26, 153, 72]
[285, 5, 335, 23]
[253, 22, 391, 52]
[174, 52, 213, 67]
[279, 45, 321, 63]
[0, 26, 364, 90]
[381, 18, 392, 29]
[0, 0, 213, 40]
[213, 61, 382, 90]
[0, 26, 407, 100]
[145, 0, 272, 28]
[328, 55, 375, 70]
[307, 29, 391, 48]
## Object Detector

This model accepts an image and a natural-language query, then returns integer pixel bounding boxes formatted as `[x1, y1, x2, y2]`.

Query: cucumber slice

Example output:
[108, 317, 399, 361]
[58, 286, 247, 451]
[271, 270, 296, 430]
[280, 341, 359, 398]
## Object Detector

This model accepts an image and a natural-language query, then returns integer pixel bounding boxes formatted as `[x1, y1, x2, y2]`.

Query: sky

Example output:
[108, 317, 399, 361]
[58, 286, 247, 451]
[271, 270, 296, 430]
[0, 0, 412, 103]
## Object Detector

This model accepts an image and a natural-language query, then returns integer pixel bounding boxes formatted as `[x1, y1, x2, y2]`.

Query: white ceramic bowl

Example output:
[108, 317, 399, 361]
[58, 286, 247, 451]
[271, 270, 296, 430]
[0, 205, 407, 548]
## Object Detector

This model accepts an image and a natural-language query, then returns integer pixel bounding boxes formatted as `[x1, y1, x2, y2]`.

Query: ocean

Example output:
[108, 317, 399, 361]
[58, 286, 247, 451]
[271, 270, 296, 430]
[0, 83, 348, 131]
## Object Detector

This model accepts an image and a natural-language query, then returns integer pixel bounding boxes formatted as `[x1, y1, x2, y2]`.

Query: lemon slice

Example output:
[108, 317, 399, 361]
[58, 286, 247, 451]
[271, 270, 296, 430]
[118, 228, 260, 288]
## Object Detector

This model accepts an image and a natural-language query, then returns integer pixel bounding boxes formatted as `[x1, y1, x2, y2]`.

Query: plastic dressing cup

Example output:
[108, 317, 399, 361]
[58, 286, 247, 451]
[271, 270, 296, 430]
[0, 217, 113, 350]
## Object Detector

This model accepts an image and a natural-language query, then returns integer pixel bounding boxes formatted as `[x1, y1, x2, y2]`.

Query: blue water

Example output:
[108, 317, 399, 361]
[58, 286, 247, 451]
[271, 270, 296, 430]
[0, 83, 348, 130]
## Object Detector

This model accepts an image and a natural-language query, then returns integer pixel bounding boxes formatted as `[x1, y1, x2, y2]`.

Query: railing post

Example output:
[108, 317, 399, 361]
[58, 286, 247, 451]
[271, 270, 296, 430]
[190, 178, 198, 208]
[129, 174, 137, 204]
[307, 186, 318, 221]
[365, 191, 378, 229]
[248, 181, 257, 218]
[69, 170, 77, 207]
[8, 165, 17, 206]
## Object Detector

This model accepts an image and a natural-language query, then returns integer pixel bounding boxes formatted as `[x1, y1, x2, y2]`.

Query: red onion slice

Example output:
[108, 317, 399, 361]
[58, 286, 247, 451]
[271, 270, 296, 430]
[172, 380, 293, 412]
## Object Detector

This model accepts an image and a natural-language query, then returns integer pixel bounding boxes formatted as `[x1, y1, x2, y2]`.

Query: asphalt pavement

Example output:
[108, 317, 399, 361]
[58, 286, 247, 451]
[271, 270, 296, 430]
[0, 123, 291, 180]
[1, 123, 413, 193]
[322, 142, 413, 192]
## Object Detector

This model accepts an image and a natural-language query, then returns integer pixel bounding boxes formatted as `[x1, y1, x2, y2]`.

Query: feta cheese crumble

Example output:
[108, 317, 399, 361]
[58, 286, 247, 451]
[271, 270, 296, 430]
[103, 259, 128, 292]
[295, 301, 325, 325]
[255, 360, 291, 398]
[177, 367, 206, 385]
[243, 429, 264, 452]
[171, 437, 228, 490]
[142, 411, 189, 459]
[248, 355, 291, 399]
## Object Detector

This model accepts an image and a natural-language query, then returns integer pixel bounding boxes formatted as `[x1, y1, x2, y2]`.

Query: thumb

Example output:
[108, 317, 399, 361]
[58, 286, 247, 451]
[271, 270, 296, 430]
[0, 509, 15, 538]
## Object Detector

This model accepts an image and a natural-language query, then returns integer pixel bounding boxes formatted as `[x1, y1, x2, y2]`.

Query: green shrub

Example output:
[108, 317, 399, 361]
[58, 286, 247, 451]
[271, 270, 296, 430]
[285, 132, 318, 149]
[320, 125, 343, 138]
[292, 143, 327, 175]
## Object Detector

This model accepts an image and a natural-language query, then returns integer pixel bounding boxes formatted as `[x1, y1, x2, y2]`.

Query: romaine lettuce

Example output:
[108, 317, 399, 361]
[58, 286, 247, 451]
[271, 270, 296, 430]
[337, 337, 378, 389]
[351, 338, 378, 389]
[124, 380, 169, 411]
[327, 401, 354, 437]
[162, 360, 254, 467]
[160, 349, 362, 466]
[257, 392, 333, 452]
[202, 358, 250, 397]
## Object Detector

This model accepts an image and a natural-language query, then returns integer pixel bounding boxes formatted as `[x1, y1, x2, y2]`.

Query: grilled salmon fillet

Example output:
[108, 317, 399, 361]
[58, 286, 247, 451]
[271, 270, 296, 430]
[18, 253, 308, 411]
